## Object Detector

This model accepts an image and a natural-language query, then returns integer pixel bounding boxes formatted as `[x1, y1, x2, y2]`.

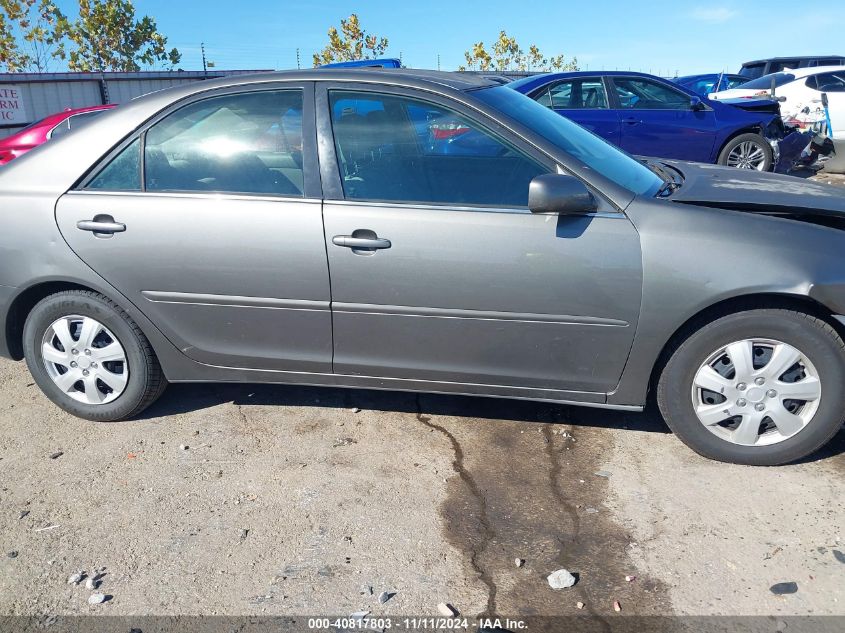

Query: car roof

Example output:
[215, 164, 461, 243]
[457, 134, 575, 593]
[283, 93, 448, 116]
[163, 68, 499, 93]
[676, 73, 745, 81]
[743, 55, 844, 64]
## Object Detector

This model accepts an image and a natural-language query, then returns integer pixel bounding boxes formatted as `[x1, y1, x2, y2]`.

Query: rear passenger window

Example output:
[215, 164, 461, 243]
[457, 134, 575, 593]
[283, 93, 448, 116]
[546, 79, 608, 109]
[87, 139, 141, 191]
[329, 90, 547, 207]
[144, 90, 304, 196]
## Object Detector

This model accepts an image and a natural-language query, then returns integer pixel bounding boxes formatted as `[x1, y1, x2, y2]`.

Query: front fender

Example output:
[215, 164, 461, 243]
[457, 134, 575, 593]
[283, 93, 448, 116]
[609, 197, 845, 406]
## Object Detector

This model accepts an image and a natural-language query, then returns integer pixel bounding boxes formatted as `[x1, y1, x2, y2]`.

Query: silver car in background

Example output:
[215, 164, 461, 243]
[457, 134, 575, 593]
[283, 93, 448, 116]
[1, 69, 844, 465]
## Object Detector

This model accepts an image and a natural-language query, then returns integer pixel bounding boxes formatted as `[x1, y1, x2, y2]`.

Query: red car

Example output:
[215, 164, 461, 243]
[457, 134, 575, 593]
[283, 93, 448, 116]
[0, 104, 116, 165]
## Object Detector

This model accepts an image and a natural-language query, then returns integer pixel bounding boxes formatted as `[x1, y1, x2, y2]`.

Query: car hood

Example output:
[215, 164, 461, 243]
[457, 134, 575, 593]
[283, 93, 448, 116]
[717, 97, 781, 114]
[663, 161, 845, 218]
[710, 89, 759, 100]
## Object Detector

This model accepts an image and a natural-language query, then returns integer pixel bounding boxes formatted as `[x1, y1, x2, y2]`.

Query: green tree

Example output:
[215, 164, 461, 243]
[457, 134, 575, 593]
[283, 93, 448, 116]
[62, 0, 181, 72]
[459, 33, 577, 73]
[548, 53, 578, 71]
[458, 41, 491, 71]
[491, 30, 520, 71]
[312, 14, 389, 67]
[0, 0, 67, 72]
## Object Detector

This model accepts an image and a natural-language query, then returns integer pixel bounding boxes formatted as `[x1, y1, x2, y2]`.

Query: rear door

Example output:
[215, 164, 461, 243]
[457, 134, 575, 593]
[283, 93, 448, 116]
[534, 77, 621, 145]
[55, 83, 334, 373]
[609, 75, 717, 162]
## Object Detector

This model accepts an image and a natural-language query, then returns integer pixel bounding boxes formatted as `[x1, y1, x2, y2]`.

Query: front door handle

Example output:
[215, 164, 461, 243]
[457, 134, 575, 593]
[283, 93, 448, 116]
[332, 235, 392, 250]
[77, 215, 126, 236]
[622, 116, 641, 125]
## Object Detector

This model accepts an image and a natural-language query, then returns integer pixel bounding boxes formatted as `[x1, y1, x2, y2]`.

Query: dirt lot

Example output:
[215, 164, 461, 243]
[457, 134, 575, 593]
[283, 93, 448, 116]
[1, 172, 844, 626]
[0, 355, 843, 622]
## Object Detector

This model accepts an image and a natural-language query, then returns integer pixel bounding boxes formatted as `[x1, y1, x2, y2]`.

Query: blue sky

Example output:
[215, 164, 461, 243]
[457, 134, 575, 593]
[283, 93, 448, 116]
[50, 1, 845, 75]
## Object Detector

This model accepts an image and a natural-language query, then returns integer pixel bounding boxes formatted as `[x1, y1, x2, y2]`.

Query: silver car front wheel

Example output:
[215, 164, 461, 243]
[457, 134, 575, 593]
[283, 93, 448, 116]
[657, 309, 845, 465]
[691, 338, 821, 447]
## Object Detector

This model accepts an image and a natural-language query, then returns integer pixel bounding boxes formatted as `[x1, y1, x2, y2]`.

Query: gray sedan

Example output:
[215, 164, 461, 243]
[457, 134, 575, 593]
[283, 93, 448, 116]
[1, 69, 844, 465]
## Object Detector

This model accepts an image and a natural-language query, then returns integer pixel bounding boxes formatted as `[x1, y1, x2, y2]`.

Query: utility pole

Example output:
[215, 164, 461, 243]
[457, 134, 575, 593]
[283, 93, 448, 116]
[296, 48, 301, 69]
[437, 54, 440, 71]
[201, 42, 208, 74]
[399, 51, 403, 66]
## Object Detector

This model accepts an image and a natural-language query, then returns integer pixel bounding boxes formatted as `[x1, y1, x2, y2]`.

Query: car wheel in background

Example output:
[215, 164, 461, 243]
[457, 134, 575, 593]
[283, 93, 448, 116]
[657, 309, 845, 465]
[718, 133, 773, 171]
[23, 290, 166, 421]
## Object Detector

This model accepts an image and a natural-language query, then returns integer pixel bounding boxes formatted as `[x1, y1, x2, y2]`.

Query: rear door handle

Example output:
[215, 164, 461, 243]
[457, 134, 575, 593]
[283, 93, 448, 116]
[77, 215, 126, 236]
[622, 116, 641, 125]
[332, 235, 392, 249]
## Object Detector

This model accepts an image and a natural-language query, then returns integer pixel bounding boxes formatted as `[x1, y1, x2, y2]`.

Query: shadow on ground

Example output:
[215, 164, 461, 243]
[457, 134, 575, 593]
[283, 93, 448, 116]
[138, 381, 671, 435]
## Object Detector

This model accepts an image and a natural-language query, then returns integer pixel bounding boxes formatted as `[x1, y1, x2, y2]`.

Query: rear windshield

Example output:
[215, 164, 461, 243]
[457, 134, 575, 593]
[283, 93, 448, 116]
[740, 72, 796, 90]
[739, 64, 765, 79]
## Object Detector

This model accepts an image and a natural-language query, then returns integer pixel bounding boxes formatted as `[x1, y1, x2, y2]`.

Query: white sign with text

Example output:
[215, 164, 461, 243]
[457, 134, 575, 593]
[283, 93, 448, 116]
[0, 85, 29, 124]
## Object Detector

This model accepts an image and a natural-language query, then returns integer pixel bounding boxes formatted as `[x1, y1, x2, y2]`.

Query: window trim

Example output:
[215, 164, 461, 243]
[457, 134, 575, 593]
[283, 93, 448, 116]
[76, 82, 320, 199]
[316, 82, 556, 209]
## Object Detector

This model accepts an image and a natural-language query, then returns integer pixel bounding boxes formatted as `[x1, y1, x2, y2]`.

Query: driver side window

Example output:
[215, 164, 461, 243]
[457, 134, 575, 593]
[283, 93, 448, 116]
[329, 90, 547, 207]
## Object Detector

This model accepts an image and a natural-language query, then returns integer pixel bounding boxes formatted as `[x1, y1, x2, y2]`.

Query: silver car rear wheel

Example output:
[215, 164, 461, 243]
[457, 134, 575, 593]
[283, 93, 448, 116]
[691, 338, 821, 447]
[41, 314, 129, 405]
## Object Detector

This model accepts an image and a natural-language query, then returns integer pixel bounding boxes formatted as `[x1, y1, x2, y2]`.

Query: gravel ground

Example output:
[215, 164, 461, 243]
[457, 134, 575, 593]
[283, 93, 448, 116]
[0, 357, 842, 620]
[1, 171, 843, 623]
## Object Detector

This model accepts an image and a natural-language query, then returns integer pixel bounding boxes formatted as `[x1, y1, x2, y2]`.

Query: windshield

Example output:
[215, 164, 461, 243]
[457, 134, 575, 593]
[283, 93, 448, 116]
[479, 85, 662, 196]
[741, 72, 796, 90]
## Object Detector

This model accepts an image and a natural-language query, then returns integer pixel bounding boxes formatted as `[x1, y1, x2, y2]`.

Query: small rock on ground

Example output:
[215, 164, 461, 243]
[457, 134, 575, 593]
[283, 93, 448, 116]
[515, 558, 524, 568]
[67, 571, 85, 585]
[437, 603, 458, 617]
[547, 569, 577, 589]
[770, 582, 799, 595]
[88, 593, 108, 605]
[377, 590, 394, 604]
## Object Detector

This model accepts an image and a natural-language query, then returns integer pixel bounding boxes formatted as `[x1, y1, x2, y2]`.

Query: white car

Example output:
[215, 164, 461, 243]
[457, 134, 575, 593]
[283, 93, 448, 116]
[711, 66, 845, 140]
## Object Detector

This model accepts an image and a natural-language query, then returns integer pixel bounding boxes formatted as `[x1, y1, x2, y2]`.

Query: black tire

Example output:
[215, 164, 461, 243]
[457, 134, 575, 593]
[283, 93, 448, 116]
[657, 309, 845, 465]
[717, 132, 773, 171]
[23, 290, 167, 421]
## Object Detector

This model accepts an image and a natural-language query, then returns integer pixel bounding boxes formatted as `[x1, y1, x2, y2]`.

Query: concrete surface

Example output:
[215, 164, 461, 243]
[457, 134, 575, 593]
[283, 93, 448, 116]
[0, 357, 842, 619]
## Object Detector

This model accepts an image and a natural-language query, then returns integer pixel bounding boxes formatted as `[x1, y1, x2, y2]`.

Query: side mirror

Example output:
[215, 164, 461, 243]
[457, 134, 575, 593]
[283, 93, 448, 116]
[528, 174, 597, 215]
[822, 92, 829, 108]
[690, 95, 705, 110]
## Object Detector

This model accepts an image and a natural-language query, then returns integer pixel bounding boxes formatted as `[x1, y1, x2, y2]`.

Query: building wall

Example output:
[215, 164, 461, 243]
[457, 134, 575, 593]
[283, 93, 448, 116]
[0, 70, 269, 139]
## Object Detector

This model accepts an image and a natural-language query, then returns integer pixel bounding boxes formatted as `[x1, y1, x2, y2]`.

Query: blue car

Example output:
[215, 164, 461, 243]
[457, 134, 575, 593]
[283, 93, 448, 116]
[674, 73, 748, 96]
[508, 71, 800, 172]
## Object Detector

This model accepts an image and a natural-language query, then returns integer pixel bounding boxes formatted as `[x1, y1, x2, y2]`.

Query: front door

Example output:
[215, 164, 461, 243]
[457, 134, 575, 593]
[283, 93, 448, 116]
[55, 84, 333, 372]
[319, 86, 643, 396]
[610, 75, 717, 162]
